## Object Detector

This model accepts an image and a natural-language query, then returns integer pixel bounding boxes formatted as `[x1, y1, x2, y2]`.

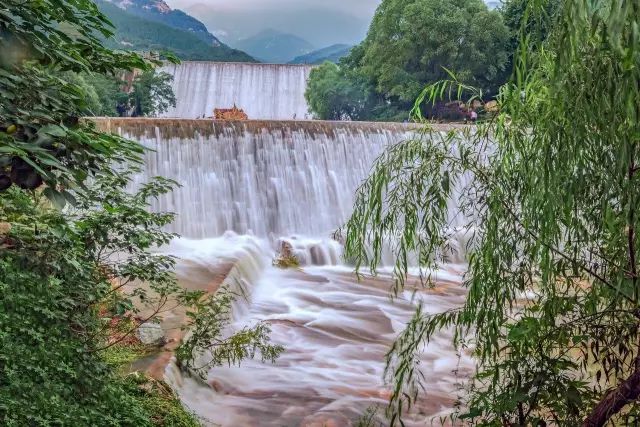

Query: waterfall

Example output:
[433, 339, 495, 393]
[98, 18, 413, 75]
[159, 62, 314, 120]
[95, 118, 416, 240]
[93, 117, 471, 426]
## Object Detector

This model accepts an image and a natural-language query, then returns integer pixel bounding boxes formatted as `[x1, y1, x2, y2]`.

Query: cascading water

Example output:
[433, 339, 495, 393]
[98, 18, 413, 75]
[159, 62, 313, 120]
[94, 118, 471, 426]
[96, 118, 416, 241]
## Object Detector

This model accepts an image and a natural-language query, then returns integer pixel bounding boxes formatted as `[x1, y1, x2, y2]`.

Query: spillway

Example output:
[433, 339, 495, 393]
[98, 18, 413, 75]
[159, 62, 313, 120]
[94, 118, 418, 240]
[94, 118, 470, 426]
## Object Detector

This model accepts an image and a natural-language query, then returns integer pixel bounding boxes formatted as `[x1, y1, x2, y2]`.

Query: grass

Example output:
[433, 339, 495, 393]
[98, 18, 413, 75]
[120, 373, 201, 427]
[101, 319, 201, 426]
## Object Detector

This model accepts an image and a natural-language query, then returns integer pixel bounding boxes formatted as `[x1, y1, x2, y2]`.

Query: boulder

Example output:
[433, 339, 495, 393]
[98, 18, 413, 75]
[136, 322, 166, 346]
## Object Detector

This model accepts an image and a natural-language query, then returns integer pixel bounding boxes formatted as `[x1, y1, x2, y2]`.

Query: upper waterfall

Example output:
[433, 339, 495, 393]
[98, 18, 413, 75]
[159, 62, 314, 120]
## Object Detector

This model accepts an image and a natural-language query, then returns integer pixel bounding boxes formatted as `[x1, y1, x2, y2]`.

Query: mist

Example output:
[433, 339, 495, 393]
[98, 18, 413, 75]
[165, 0, 380, 47]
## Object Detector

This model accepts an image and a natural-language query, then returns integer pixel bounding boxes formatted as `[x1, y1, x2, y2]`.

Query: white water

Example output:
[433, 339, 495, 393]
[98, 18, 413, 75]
[164, 237, 471, 427]
[105, 119, 415, 240]
[159, 62, 313, 120]
[95, 118, 470, 426]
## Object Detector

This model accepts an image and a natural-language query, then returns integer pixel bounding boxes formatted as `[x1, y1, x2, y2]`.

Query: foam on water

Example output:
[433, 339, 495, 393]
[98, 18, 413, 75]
[92, 118, 473, 426]
[165, 237, 471, 426]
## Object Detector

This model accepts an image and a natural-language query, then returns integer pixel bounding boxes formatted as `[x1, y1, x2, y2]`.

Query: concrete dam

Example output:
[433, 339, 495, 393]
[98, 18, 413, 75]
[159, 62, 314, 120]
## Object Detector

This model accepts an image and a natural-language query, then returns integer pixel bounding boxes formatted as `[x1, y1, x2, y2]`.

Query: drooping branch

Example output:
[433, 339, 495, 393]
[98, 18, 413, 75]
[582, 113, 640, 427]
[583, 351, 640, 427]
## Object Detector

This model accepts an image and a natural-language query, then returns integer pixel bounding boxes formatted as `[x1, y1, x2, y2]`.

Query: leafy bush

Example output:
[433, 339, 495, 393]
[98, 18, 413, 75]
[177, 284, 284, 379]
[0, 173, 181, 425]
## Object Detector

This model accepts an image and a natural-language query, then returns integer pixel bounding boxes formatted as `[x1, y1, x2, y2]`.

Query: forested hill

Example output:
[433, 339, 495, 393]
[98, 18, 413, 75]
[235, 29, 315, 63]
[289, 44, 352, 65]
[96, 0, 256, 62]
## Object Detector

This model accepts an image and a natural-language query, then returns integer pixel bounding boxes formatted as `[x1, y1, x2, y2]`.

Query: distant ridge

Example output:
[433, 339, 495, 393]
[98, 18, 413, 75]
[96, 0, 255, 62]
[234, 29, 315, 64]
[289, 44, 352, 65]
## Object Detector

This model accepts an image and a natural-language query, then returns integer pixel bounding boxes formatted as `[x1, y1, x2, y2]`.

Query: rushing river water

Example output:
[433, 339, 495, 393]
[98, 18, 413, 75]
[165, 236, 470, 427]
[94, 118, 470, 426]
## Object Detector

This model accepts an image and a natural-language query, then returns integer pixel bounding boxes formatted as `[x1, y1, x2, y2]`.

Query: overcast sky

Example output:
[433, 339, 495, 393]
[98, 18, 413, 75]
[165, 0, 380, 47]
[167, 0, 379, 16]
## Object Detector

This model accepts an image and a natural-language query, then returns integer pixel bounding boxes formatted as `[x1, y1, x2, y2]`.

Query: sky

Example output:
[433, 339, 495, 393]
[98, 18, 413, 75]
[167, 0, 379, 16]
[165, 0, 381, 48]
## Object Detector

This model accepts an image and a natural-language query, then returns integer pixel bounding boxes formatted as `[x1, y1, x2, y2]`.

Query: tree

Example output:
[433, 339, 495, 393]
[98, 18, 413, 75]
[500, 0, 561, 77]
[65, 70, 176, 118]
[305, 0, 511, 121]
[128, 69, 177, 117]
[1, 0, 147, 198]
[357, 0, 510, 102]
[344, 0, 640, 425]
[64, 72, 123, 117]
[305, 62, 377, 121]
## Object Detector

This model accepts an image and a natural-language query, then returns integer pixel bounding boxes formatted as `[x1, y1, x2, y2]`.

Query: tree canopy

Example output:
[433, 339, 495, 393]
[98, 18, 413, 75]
[1, 0, 147, 197]
[305, 62, 378, 121]
[359, 0, 509, 102]
[128, 69, 176, 117]
[345, 0, 640, 425]
[305, 0, 510, 121]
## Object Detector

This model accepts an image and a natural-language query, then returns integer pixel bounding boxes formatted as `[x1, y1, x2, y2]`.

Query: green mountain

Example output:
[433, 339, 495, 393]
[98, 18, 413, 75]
[289, 44, 352, 65]
[234, 29, 314, 64]
[96, 0, 255, 62]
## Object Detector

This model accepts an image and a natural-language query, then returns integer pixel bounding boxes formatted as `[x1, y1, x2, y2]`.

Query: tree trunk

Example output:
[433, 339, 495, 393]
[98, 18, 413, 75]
[582, 357, 640, 427]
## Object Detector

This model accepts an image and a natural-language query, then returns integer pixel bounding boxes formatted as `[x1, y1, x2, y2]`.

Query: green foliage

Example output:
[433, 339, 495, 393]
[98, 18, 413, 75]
[354, 405, 384, 427]
[0, 173, 182, 425]
[65, 69, 176, 118]
[0, 0, 145, 73]
[103, 341, 154, 370]
[0, 64, 144, 198]
[64, 71, 124, 117]
[176, 285, 284, 379]
[0, 0, 151, 200]
[128, 69, 177, 117]
[305, 0, 510, 121]
[345, 0, 640, 425]
[117, 373, 201, 427]
[305, 62, 378, 121]
[359, 0, 510, 102]
[500, 0, 561, 78]
[102, 342, 200, 427]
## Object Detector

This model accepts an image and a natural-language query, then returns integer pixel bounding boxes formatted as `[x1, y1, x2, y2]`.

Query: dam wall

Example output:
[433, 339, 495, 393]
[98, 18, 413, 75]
[93, 118, 419, 239]
[158, 62, 314, 120]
